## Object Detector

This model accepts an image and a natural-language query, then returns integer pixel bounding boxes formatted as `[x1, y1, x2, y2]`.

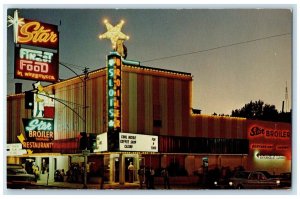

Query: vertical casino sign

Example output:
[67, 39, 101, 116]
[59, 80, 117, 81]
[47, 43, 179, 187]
[13, 16, 59, 82]
[107, 52, 122, 151]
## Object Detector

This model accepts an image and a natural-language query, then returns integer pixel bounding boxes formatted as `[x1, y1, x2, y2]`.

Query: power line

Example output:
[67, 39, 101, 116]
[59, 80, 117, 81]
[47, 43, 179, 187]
[59, 61, 86, 70]
[141, 32, 291, 63]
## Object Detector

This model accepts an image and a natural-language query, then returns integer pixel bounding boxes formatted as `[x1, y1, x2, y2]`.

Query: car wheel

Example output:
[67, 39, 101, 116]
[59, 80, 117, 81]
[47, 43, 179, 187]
[237, 185, 243, 189]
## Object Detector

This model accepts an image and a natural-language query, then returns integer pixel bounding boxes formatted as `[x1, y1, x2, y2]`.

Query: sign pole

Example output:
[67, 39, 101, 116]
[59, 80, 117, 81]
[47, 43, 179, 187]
[83, 154, 87, 189]
[82, 149, 90, 189]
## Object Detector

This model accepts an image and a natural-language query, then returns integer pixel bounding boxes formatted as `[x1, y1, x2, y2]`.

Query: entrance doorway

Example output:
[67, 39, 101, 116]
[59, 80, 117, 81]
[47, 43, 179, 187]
[114, 157, 120, 182]
[125, 157, 134, 182]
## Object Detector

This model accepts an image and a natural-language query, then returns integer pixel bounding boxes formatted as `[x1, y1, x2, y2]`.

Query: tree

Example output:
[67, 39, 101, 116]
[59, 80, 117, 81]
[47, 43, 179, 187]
[231, 100, 290, 123]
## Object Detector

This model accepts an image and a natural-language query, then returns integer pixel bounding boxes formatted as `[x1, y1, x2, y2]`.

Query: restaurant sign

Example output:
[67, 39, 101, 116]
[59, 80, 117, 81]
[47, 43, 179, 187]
[22, 118, 54, 143]
[106, 52, 122, 151]
[8, 10, 59, 82]
[17, 18, 59, 49]
[249, 126, 290, 139]
[15, 46, 58, 82]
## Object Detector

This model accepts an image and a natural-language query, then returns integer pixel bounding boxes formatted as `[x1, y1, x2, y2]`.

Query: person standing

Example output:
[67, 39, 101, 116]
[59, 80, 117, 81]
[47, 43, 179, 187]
[161, 168, 170, 189]
[149, 167, 155, 189]
[145, 166, 151, 189]
[128, 162, 135, 183]
[99, 167, 104, 189]
[138, 166, 145, 189]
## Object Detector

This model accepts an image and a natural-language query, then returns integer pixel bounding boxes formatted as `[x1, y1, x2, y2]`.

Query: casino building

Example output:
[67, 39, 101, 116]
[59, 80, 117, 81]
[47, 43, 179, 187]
[6, 52, 291, 184]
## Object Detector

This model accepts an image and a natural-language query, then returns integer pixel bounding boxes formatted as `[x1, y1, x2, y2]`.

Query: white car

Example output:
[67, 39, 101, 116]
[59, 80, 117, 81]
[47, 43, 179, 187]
[7, 164, 36, 188]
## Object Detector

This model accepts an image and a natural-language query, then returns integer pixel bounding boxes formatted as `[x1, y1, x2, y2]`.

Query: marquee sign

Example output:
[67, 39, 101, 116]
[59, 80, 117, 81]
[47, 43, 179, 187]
[15, 47, 58, 82]
[119, 132, 158, 152]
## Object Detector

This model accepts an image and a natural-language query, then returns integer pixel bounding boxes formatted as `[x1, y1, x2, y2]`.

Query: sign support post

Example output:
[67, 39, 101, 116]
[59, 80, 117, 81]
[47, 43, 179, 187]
[82, 149, 90, 189]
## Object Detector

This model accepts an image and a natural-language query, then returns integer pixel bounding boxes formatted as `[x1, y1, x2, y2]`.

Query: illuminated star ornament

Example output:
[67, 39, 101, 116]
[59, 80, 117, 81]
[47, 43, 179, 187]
[99, 19, 129, 49]
[7, 10, 25, 43]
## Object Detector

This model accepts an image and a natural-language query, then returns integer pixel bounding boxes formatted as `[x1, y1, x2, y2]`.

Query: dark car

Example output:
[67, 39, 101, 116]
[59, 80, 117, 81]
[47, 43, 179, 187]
[277, 172, 291, 188]
[228, 171, 281, 189]
[7, 164, 36, 188]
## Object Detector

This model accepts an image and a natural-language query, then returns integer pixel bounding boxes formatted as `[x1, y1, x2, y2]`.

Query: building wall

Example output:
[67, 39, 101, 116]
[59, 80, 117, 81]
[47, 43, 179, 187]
[121, 65, 247, 139]
[7, 66, 248, 145]
[7, 94, 31, 143]
[51, 69, 107, 139]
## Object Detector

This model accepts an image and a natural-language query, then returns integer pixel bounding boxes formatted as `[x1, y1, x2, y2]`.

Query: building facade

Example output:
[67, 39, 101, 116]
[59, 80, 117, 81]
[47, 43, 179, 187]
[6, 53, 291, 184]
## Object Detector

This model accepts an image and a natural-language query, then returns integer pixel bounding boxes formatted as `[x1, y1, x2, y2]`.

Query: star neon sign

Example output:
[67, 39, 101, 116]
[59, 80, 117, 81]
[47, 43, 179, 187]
[7, 10, 25, 43]
[99, 19, 129, 49]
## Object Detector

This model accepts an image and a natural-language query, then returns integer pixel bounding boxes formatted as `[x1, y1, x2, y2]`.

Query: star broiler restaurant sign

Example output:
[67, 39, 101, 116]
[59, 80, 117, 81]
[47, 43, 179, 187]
[21, 118, 54, 149]
[10, 10, 59, 82]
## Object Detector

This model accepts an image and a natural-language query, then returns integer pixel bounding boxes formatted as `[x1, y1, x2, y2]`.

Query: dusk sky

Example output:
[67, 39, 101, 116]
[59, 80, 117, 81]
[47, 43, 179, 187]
[6, 8, 292, 115]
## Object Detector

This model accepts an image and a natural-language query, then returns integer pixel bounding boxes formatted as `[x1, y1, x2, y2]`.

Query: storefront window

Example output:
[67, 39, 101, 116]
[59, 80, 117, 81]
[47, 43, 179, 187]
[159, 136, 249, 154]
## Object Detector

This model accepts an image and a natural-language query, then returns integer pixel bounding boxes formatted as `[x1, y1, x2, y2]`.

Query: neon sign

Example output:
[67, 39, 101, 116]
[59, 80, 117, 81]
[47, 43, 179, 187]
[249, 126, 290, 139]
[22, 142, 54, 149]
[23, 118, 54, 142]
[107, 53, 121, 132]
[106, 52, 122, 151]
[25, 118, 53, 131]
[15, 46, 58, 82]
[255, 152, 285, 160]
[251, 144, 274, 150]
[17, 19, 59, 49]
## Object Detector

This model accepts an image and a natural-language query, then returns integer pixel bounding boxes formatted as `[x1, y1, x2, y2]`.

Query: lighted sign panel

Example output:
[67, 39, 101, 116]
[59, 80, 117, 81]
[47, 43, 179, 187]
[246, 120, 291, 172]
[33, 93, 55, 118]
[17, 19, 59, 49]
[94, 133, 108, 152]
[107, 53, 122, 151]
[14, 47, 58, 82]
[119, 132, 158, 152]
[7, 143, 27, 156]
[22, 118, 54, 143]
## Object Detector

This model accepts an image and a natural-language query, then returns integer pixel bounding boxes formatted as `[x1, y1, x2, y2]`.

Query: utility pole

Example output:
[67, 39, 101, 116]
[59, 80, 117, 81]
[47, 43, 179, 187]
[83, 67, 89, 189]
[285, 81, 289, 112]
[83, 67, 89, 137]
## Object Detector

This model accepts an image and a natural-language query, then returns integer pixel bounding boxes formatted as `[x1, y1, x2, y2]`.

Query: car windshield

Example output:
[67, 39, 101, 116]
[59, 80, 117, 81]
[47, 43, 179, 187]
[235, 171, 250, 179]
[258, 171, 272, 178]
[7, 168, 27, 175]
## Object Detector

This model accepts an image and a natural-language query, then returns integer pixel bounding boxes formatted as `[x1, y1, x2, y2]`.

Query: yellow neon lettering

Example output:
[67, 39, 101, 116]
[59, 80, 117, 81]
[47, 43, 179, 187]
[18, 21, 58, 44]
[114, 120, 120, 128]
[114, 99, 120, 107]
[114, 109, 120, 117]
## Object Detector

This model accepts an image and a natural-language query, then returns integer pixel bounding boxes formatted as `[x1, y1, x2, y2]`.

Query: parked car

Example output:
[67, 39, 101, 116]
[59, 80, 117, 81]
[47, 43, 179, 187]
[228, 171, 281, 189]
[277, 172, 291, 188]
[7, 164, 37, 188]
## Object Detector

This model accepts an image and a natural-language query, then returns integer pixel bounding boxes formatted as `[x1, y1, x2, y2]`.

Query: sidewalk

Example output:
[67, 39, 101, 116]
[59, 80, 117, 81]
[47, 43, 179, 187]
[36, 181, 141, 189]
[36, 181, 203, 190]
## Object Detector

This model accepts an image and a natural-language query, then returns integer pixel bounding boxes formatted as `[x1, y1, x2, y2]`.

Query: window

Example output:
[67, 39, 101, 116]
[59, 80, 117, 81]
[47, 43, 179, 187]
[159, 136, 249, 154]
[153, 120, 162, 127]
[153, 104, 162, 128]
